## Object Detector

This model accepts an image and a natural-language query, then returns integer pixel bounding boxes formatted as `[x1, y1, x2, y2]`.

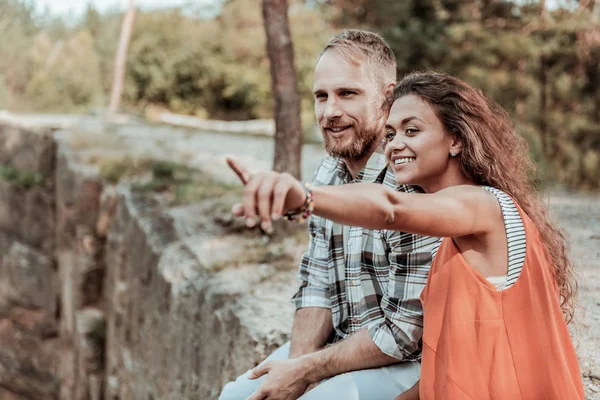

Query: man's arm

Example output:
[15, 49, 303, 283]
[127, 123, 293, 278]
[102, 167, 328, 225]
[365, 228, 438, 360]
[248, 328, 398, 400]
[289, 174, 334, 357]
[295, 328, 398, 382]
[289, 308, 332, 358]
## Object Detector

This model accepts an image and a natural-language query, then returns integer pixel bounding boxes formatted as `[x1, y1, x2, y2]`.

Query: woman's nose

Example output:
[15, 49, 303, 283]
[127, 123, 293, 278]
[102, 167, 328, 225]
[387, 135, 407, 151]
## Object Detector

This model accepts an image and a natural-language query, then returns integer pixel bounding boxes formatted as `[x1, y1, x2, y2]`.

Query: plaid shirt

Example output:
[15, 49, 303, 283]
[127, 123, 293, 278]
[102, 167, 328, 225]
[291, 150, 441, 361]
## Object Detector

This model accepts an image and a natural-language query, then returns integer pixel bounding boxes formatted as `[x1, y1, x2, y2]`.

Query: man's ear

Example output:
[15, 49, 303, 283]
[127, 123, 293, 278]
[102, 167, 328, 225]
[384, 81, 396, 100]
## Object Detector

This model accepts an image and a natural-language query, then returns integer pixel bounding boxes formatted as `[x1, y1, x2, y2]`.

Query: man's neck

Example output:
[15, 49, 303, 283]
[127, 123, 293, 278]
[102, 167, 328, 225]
[342, 143, 379, 180]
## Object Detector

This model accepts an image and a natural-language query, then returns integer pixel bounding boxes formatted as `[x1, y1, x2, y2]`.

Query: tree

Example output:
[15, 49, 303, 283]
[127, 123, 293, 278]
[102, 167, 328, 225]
[0, 0, 37, 108]
[262, 0, 303, 179]
[26, 30, 103, 112]
[108, 0, 136, 116]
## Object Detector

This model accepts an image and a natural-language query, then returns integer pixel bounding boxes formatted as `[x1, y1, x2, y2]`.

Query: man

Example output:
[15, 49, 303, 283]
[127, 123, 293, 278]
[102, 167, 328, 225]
[219, 30, 439, 400]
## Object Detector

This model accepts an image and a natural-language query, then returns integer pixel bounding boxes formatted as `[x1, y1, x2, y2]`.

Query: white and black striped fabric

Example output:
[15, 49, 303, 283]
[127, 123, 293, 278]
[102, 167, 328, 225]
[482, 186, 526, 288]
[428, 186, 526, 289]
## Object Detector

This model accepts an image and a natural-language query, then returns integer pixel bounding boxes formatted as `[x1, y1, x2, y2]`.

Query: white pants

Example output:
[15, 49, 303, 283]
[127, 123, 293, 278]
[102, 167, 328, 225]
[219, 342, 420, 400]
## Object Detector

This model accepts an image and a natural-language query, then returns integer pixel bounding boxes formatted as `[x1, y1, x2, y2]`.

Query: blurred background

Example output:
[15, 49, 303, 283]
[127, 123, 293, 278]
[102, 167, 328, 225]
[0, 0, 599, 189]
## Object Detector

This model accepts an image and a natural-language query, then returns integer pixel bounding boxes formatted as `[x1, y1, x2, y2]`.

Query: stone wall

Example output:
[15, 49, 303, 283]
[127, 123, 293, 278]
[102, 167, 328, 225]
[0, 124, 60, 399]
[0, 122, 299, 399]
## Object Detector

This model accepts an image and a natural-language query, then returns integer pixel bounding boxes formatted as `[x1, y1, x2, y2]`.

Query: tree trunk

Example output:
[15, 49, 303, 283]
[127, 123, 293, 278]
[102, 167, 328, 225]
[108, 0, 136, 117]
[515, 59, 526, 122]
[539, 56, 550, 158]
[262, 0, 303, 179]
[540, 0, 549, 20]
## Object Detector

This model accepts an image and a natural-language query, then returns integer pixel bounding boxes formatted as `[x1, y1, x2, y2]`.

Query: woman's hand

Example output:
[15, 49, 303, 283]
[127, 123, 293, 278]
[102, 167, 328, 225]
[226, 157, 306, 231]
[393, 381, 419, 400]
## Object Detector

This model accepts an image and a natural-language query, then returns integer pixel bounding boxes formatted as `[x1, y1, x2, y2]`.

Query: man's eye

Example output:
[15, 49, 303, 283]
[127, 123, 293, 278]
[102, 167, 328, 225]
[340, 91, 355, 97]
[315, 94, 327, 100]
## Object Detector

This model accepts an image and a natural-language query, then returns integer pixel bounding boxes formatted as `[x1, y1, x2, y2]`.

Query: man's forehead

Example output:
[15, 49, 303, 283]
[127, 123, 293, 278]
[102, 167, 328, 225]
[313, 49, 371, 89]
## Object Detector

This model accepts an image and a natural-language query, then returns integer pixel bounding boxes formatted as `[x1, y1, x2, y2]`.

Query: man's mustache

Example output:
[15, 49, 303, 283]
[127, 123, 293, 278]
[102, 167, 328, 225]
[321, 121, 353, 129]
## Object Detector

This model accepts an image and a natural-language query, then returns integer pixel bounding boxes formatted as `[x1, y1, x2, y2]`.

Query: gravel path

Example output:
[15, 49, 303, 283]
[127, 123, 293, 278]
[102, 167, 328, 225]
[547, 194, 600, 399]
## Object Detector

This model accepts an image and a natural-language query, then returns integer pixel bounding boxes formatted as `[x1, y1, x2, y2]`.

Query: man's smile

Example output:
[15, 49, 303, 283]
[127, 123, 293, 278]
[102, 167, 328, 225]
[325, 125, 352, 137]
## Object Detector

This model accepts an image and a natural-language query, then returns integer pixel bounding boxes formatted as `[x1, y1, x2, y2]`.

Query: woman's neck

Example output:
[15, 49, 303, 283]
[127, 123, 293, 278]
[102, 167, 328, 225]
[420, 162, 476, 193]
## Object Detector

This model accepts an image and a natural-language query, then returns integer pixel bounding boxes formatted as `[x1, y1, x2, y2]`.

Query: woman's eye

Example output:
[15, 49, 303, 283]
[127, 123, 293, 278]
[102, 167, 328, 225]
[405, 128, 419, 135]
[384, 131, 396, 141]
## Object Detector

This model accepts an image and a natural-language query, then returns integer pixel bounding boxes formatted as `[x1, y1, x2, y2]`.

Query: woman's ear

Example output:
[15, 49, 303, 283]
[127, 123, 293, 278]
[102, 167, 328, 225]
[449, 135, 464, 158]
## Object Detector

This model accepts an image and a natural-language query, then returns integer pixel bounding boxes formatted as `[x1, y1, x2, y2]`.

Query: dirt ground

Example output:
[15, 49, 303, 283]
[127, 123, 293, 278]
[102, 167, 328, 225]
[547, 192, 600, 399]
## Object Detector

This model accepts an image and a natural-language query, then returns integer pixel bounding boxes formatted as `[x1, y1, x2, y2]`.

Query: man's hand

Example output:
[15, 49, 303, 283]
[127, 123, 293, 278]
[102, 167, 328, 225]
[247, 358, 313, 400]
[226, 157, 306, 231]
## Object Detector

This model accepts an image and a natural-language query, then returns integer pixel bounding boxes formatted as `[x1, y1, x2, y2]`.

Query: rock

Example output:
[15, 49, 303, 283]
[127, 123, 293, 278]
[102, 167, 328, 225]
[0, 123, 56, 174]
[0, 320, 60, 398]
[0, 234, 55, 313]
[71, 308, 105, 400]
[102, 186, 297, 399]
[96, 185, 118, 238]
[0, 181, 55, 252]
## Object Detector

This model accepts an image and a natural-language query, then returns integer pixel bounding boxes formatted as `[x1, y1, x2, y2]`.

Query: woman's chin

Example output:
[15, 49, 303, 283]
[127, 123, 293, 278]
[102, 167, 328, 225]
[393, 171, 415, 186]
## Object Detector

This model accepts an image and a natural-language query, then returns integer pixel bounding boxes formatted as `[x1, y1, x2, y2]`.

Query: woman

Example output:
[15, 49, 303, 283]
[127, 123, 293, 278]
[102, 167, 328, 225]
[227, 72, 584, 399]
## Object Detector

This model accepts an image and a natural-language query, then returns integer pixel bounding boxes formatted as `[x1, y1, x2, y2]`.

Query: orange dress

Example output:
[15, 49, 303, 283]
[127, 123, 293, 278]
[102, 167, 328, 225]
[419, 202, 585, 400]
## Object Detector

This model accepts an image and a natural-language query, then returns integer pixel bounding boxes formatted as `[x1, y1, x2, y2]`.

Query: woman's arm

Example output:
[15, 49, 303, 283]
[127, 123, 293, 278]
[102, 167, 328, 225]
[394, 381, 419, 400]
[226, 157, 499, 238]
[311, 182, 498, 238]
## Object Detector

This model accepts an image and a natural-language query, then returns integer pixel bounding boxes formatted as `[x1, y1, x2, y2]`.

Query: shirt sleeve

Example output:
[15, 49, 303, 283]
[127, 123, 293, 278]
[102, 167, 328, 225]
[368, 230, 438, 361]
[291, 214, 331, 309]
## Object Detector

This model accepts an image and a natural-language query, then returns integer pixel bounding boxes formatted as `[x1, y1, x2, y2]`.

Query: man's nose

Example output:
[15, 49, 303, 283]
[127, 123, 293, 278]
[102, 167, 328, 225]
[323, 98, 343, 119]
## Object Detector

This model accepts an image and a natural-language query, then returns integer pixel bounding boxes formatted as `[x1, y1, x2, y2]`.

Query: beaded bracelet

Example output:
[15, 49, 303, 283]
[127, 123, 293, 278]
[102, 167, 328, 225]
[283, 182, 314, 223]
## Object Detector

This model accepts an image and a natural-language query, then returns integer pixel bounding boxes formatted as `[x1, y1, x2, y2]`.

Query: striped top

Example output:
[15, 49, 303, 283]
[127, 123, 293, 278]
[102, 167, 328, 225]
[430, 186, 526, 290]
[483, 186, 526, 288]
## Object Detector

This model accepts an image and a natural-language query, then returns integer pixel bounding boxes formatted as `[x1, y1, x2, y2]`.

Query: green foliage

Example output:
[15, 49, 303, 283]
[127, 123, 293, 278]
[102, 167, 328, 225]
[0, 0, 38, 109]
[132, 160, 241, 206]
[1, 0, 598, 188]
[98, 156, 154, 183]
[25, 30, 104, 111]
[326, 0, 600, 189]
[0, 166, 45, 189]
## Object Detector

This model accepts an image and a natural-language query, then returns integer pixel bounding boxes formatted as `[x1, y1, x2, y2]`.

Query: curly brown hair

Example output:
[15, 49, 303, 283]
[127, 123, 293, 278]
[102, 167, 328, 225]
[394, 71, 577, 323]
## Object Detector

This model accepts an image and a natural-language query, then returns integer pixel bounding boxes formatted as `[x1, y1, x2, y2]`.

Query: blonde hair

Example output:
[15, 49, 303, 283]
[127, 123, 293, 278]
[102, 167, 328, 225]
[321, 29, 397, 84]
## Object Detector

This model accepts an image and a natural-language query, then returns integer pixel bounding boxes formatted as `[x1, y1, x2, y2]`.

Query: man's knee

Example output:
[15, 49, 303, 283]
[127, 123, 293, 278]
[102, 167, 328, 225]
[218, 371, 260, 400]
[218, 342, 291, 400]
[299, 361, 420, 400]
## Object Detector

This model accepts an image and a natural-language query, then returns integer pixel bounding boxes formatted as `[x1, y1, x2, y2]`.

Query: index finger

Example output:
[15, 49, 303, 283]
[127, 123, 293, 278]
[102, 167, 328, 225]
[226, 157, 251, 185]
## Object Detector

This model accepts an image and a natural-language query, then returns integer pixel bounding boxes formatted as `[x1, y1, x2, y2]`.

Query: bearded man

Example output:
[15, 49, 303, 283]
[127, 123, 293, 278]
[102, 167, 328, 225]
[219, 29, 439, 400]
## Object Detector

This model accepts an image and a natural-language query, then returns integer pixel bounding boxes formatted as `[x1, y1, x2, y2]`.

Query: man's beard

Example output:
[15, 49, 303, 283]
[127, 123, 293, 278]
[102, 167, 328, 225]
[323, 120, 382, 160]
